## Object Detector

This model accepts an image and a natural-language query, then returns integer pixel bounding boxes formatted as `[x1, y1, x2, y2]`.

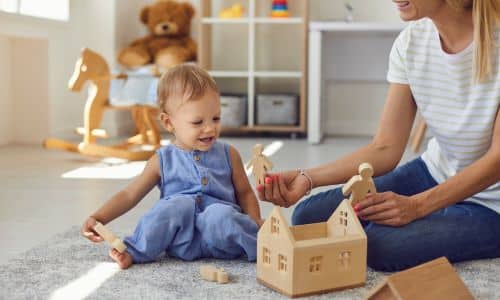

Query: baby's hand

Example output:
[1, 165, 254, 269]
[256, 218, 265, 228]
[81, 216, 104, 242]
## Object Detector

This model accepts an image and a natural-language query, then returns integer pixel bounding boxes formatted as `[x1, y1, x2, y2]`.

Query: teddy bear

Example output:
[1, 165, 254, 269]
[118, 0, 197, 69]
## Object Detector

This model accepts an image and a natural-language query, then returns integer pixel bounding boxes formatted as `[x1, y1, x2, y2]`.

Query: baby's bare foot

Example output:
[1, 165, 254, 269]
[109, 248, 133, 269]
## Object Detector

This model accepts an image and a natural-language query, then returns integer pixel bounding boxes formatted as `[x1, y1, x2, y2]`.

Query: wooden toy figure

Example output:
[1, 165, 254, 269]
[342, 162, 376, 206]
[246, 144, 273, 186]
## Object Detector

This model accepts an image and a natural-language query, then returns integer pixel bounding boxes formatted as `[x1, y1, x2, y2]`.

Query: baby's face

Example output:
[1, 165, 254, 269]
[168, 89, 221, 151]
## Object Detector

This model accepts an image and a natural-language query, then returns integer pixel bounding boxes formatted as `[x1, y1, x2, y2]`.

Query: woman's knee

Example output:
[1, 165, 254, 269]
[366, 226, 421, 272]
[292, 188, 344, 225]
[291, 201, 312, 225]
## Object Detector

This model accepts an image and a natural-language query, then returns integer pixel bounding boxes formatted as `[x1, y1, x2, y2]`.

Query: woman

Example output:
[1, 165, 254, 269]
[259, 0, 500, 272]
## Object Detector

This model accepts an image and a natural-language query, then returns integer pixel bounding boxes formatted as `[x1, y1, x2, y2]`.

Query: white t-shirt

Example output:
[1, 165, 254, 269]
[387, 18, 500, 213]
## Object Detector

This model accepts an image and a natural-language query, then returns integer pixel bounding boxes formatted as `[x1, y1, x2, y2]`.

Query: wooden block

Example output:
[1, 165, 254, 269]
[200, 264, 229, 284]
[365, 257, 474, 300]
[93, 222, 127, 253]
[217, 268, 229, 284]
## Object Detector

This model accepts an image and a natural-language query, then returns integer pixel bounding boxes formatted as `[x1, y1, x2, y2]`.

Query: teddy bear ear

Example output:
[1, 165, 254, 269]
[140, 6, 150, 24]
[181, 3, 195, 19]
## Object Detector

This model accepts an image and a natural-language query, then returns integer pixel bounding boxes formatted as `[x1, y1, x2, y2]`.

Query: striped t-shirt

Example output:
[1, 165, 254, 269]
[387, 18, 500, 213]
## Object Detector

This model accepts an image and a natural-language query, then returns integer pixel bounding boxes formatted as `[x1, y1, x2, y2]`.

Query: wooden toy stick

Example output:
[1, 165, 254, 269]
[93, 222, 127, 253]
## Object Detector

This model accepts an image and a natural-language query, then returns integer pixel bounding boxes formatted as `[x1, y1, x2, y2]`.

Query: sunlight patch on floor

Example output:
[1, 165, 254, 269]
[60, 141, 172, 179]
[61, 160, 146, 179]
[49, 262, 120, 300]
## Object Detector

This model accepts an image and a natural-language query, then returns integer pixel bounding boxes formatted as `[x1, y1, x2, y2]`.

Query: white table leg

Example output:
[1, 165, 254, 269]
[308, 30, 323, 144]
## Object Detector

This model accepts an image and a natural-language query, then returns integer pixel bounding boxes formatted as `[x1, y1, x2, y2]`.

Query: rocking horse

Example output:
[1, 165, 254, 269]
[43, 48, 161, 161]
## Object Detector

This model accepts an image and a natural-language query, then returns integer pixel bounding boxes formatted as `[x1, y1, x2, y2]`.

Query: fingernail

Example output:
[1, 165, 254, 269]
[354, 204, 360, 211]
[257, 185, 264, 191]
[265, 177, 273, 184]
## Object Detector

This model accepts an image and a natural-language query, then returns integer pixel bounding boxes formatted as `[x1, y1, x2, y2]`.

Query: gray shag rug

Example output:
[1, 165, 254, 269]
[0, 227, 498, 299]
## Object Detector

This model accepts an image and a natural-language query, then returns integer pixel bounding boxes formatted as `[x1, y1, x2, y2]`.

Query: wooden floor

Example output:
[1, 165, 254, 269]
[0, 136, 418, 264]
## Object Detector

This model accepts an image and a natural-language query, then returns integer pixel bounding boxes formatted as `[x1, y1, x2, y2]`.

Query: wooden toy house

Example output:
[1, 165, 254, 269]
[257, 199, 367, 297]
[365, 256, 474, 300]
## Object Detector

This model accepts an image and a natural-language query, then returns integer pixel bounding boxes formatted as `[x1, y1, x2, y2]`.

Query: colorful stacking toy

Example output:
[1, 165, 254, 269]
[271, 0, 289, 18]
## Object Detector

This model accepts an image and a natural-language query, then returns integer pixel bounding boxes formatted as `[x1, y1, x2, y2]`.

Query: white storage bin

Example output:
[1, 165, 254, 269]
[256, 94, 298, 125]
[220, 94, 247, 127]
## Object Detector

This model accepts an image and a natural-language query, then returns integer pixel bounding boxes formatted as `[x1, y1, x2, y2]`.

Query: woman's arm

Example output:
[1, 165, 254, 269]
[357, 108, 500, 226]
[229, 146, 262, 225]
[91, 154, 161, 224]
[260, 83, 417, 206]
[415, 108, 500, 216]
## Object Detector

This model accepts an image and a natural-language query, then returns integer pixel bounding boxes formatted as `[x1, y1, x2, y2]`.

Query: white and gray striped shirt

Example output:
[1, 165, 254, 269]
[387, 18, 500, 213]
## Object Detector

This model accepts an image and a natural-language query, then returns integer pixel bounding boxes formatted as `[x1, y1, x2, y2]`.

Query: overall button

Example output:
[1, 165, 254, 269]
[195, 196, 202, 204]
[194, 155, 201, 161]
[201, 177, 208, 186]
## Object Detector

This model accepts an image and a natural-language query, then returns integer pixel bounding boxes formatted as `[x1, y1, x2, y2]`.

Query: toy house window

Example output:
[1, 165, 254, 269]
[271, 217, 280, 234]
[278, 254, 287, 272]
[263, 247, 271, 264]
[309, 256, 323, 272]
[339, 211, 348, 226]
[339, 251, 351, 268]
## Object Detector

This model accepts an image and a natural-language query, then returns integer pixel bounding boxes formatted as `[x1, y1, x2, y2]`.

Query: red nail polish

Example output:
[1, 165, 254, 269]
[354, 204, 360, 211]
[257, 185, 264, 191]
[265, 177, 273, 184]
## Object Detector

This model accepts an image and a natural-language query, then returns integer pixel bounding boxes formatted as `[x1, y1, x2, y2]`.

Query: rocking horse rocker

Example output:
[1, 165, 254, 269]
[43, 48, 161, 161]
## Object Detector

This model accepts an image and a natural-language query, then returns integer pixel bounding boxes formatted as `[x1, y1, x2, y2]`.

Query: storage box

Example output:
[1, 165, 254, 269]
[256, 93, 298, 125]
[220, 94, 247, 127]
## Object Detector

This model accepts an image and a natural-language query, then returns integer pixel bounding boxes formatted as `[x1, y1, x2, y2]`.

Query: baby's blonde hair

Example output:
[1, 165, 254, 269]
[157, 64, 219, 113]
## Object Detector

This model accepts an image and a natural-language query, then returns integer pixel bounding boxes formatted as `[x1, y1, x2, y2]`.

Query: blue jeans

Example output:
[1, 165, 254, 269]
[292, 158, 500, 271]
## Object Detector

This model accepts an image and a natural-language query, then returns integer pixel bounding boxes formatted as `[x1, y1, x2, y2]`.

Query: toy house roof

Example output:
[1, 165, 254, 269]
[366, 257, 473, 300]
[264, 199, 365, 247]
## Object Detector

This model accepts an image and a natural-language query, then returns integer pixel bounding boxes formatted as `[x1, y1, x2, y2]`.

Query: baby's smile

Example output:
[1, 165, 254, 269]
[199, 136, 215, 144]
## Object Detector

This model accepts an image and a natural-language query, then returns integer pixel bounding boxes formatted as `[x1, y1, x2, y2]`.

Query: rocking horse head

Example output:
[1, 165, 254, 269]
[68, 48, 110, 92]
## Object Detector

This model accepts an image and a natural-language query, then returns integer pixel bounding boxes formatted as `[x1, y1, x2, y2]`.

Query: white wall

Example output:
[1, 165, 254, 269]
[0, 12, 63, 145]
[11, 37, 49, 144]
[0, 0, 140, 145]
[310, 0, 401, 22]
[0, 36, 11, 145]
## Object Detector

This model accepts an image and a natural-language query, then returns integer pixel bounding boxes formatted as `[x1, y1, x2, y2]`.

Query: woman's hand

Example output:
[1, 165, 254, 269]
[81, 216, 104, 242]
[257, 170, 310, 208]
[355, 192, 420, 226]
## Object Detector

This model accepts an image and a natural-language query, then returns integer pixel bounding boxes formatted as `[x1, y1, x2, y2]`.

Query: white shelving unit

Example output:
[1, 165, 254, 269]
[199, 0, 309, 135]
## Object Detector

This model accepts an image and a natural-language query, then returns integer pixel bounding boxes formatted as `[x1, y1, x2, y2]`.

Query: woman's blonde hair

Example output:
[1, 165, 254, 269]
[447, 0, 500, 82]
[157, 64, 219, 113]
